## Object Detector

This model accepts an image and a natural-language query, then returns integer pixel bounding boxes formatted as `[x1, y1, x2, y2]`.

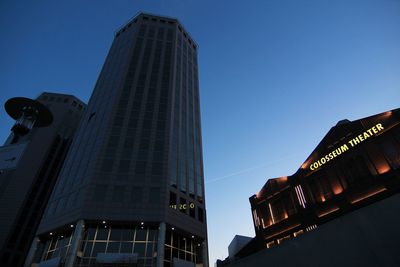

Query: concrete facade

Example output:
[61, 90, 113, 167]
[222, 193, 400, 267]
[27, 13, 208, 267]
[0, 92, 85, 267]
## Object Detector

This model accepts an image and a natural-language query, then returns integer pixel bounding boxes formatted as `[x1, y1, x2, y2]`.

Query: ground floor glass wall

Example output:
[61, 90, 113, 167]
[74, 224, 158, 267]
[163, 229, 203, 267]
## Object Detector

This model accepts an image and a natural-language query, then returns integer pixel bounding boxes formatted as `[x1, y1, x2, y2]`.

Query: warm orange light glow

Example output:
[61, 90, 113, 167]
[266, 224, 302, 240]
[268, 203, 275, 224]
[318, 207, 340, 218]
[382, 111, 392, 117]
[301, 159, 313, 169]
[284, 212, 288, 219]
[320, 195, 326, 202]
[376, 163, 391, 174]
[277, 176, 288, 182]
[351, 187, 387, 204]
[332, 185, 343, 195]
[293, 230, 304, 237]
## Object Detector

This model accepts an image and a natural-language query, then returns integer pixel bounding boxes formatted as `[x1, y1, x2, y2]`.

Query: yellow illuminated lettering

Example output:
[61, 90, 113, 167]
[308, 123, 382, 171]
[348, 139, 355, 147]
[376, 123, 384, 131]
[340, 144, 349, 152]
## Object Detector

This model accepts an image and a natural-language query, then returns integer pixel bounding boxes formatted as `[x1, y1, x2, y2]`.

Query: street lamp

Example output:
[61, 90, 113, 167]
[4, 97, 53, 144]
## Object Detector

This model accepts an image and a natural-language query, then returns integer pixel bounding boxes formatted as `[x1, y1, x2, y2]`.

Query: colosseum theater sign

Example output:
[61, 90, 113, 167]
[309, 123, 384, 171]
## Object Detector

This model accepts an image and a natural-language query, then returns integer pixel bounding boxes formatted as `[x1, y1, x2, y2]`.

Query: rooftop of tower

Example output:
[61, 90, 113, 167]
[115, 12, 198, 50]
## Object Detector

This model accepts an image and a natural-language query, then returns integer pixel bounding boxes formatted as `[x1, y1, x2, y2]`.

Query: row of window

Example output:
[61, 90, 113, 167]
[39, 224, 204, 267]
[92, 184, 161, 204]
[46, 17, 149, 204]
[253, 131, 400, 230]
[164, 229, 203, 266]
[41, 95, 84, 110]
[169, 192, 204, 223]
[41, 226, 158, 265]
[117, 14, 197, 51]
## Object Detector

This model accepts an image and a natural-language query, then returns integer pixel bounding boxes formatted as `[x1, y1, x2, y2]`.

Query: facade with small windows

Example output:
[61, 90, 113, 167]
[0, 92, 86, 267]
[25, 13, 208, 267]
[218, 108, 400, 266]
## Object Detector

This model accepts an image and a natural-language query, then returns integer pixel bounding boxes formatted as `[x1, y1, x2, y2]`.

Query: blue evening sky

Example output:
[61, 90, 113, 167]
[1, 0, 399, 264]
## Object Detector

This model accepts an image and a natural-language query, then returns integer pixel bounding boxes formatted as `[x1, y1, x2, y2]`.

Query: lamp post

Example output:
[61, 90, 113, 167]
[4, 97, 53, 143]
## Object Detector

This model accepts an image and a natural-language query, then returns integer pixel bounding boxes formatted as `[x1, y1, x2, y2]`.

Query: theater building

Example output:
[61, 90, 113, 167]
[219, 108, 400, 266]
[250, 108, 400, 248]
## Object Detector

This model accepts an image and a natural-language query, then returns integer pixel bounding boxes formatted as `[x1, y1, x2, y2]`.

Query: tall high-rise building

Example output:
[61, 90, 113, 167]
[0, 92, 86, 267]
[25, 13, 208, 267]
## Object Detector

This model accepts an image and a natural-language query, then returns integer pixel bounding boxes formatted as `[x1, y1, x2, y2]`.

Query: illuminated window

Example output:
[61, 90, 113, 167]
[266, 241, 275, 248]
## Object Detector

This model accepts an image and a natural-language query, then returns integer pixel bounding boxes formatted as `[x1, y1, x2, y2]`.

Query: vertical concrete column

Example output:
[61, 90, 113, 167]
[156, 222, 166, 267]
[64, 220, 85, 267]
[23, 236, 40, 267]
[202, 240, 209, 267]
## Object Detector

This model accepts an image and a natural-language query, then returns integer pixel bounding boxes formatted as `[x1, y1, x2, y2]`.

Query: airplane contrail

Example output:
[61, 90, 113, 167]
[206, 153, 303, 184]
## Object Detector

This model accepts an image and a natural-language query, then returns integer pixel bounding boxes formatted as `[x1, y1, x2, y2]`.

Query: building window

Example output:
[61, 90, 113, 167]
[42, 232, 73, 261]
[164, 229, 202, 266]
[112, 185, 125, 202]
[380, 139, 400, 169]
[169, 192, 177, 209]
[189, 204, 195, 218]
[93, 185, 108, 201]
[131, 186, 143, 203]
[135, 161, 147, 174]
[152, 162, 163, 175]
[118, 160, 130, 173]
[101, 158, 114, 172]
[180, 198, 187, 214]
[198, 207, 203, 222]
[72, 225, 158, 266]
[149, 187, 160, 203]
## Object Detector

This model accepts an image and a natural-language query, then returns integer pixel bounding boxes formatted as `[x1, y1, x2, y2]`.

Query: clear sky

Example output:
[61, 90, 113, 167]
[1, 0, 399, 265]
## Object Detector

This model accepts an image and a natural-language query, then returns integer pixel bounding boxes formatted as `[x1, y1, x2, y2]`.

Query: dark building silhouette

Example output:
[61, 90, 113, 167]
[25, 13, 208, 267]
[218, 108, 400, 266]
[0, 92, 86, 267]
